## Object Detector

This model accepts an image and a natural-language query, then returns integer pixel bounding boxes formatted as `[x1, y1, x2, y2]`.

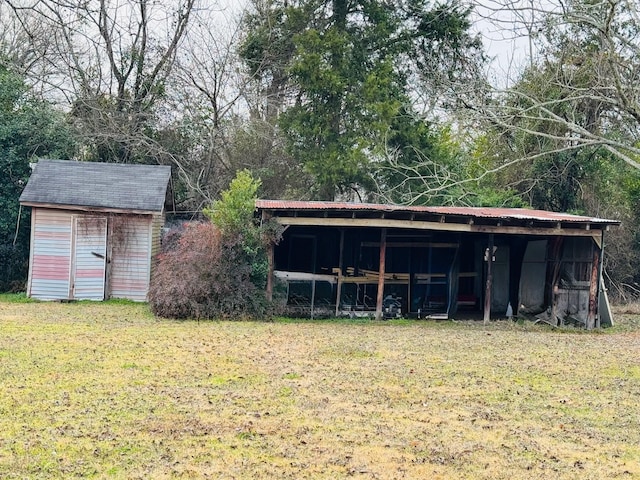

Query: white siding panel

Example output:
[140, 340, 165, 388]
[29, 209, 72, 300]
[109, 215, 152, 301]
[151, 213, 164, 257]
[72, 216, 107, 300]
[30, 279, 70, 299]
[149, 213, 164, 287]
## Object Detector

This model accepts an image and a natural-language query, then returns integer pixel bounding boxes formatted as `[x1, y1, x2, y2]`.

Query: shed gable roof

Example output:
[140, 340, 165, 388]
[20, 159, 171, 213]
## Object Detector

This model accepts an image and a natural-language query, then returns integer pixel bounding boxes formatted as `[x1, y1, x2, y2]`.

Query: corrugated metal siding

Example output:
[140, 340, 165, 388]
[28, 209, 157, 302]
[150, 213, 164, 258]
[72, 216, 107, 300]
[109, 215, 152, 301]
[29, 208, 72, 300]
[149, 213, 164, 285]
[519, 240, 547, 312]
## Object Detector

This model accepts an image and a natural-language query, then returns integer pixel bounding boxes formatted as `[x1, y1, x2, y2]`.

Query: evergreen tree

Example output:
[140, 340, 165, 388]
[241, 0, 484, 199]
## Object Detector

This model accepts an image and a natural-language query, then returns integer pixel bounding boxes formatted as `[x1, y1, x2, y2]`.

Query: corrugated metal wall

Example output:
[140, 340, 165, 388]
[519, 240, 547, 312]
[108, 215, 153, 301]
[149, 213, 164, 285]
[72, 216, 107, 300]
[28, 209, 158, 302]
[29, 209, 73, 300]
[150, 214, 163, 258]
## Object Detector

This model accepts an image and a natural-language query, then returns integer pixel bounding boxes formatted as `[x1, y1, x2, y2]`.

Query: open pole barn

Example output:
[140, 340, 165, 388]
[257, 200, 620, 329]
[19, 159, 171, 302]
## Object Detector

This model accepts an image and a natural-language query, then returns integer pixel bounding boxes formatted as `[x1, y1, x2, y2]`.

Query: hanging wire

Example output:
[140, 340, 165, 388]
[13, 205, 22, 246]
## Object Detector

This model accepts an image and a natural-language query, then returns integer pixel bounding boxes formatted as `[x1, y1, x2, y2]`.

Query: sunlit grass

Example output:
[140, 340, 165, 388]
[1, 300, 639, 478]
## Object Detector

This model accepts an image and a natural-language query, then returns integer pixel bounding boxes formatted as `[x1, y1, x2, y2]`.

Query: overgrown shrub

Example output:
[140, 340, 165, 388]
[149, 170, 280, 319]
[204, 170, 269, 292]
[148, 222, 269, 319]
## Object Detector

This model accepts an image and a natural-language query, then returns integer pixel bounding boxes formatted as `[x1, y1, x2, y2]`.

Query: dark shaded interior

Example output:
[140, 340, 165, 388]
[274, 225, 599, 324]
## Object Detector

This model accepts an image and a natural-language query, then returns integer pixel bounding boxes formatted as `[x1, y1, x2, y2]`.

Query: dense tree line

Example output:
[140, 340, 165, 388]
[0, 65, 75, 290]
[1, 0, 640, 299]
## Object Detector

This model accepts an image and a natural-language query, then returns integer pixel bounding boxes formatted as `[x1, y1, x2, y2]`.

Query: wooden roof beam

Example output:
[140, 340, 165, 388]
[273, 215, 604, 238]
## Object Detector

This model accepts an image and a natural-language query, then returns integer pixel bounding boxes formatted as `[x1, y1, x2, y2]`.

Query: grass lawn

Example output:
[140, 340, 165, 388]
[1, 298, 639, 479]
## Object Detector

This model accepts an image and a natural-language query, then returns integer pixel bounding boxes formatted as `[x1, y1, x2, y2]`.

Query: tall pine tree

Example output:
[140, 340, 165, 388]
[241, 0, 484, 199]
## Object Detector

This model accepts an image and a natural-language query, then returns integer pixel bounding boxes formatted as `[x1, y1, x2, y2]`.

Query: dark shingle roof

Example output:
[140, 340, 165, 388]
[19, 159, 171, 213]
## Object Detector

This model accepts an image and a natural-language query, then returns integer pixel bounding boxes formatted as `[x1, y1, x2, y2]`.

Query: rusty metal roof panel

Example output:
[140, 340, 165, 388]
[255, 200, 620, 225]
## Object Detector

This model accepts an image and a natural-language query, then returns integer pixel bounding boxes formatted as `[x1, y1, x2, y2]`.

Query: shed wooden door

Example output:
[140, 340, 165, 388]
[72, 216, 108, 300]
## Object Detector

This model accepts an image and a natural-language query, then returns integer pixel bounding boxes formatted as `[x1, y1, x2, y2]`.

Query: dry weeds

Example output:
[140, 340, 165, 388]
[0, 300, 639, 479]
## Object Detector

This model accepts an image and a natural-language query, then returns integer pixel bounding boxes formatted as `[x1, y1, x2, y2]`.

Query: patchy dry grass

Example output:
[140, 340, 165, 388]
[613, 304, 640, 330]
[1, 300, 639, 479]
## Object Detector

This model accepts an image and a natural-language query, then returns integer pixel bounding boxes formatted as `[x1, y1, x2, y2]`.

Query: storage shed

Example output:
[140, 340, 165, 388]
[257, 200, 620, 328]
[19, 159, 171, 301]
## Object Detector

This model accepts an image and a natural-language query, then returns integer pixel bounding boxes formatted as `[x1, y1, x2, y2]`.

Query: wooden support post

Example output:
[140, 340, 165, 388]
[597, 232, 606, 329]
[549, 237, 564, 326]
[587, 244, 600, 330]
[335, 229, 345, 317]
[407, 245, 412, 316]
[311, 279, 316, 320]
[266, 241, 274, 302]
[483, 234, 494, 325]
[263, 210, 275, 303]
[375, 228, 387, 321]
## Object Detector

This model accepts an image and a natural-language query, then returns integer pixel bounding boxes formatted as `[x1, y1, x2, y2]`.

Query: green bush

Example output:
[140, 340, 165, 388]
[149, 170, 280, 319]
[148, 222, 269, 319]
